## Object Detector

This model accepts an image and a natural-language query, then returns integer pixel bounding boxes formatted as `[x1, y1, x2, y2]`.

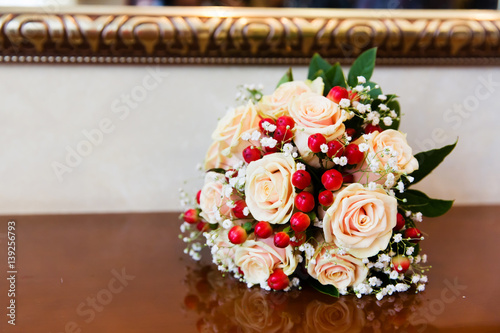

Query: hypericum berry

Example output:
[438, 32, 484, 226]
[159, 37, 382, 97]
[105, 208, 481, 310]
[242, 146, 262, 163]
[345, 128, 357, 139]
[268, 268, 289, 290]
[264, 145, 280, 154]
[392, 255, 411, 273]
[274, 232, 290, 248]
[308, 133, 327, 153]
[290, 212, 310, 233]
[321, 169, 343, 191]
[405, 228, 423, 243]
[196, 190, 202, 205]
[254, 221, 273, 238]
[344, 144, 364, 165]
[183, 208, 200, 224]
[274, 126, 294, 143]
[259, 118, 276, 134]
[295, 192, 315, 213]
[228, 225, 248, 244]
[232, 200, 248, 219]
[343, 174, 354, 183]
[326, 140, 344, 158]
[395, 213, 406, 231]
[326, 86, 349, 103]
[290, 232, 306, 247]
[292, 170, 311, 190]
[196, 221, 209, 232]
[184, 294, 199, 310]
[276, 116, 295, 130]
[318, 190, 334, 207]
[365, 124, 383, 134]
[348, 90, 360, 102]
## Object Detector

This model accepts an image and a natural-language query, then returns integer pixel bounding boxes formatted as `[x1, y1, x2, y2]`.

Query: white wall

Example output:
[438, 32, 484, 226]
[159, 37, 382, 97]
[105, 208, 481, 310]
[0, 64, 498, 214]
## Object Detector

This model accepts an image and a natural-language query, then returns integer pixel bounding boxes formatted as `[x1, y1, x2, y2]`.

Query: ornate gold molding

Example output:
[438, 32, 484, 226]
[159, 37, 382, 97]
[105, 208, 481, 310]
[0, 6, 500, 65]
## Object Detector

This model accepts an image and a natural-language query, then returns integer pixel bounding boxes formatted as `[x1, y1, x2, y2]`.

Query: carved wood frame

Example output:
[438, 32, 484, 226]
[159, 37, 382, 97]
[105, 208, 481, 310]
[1, 6, 499, 65]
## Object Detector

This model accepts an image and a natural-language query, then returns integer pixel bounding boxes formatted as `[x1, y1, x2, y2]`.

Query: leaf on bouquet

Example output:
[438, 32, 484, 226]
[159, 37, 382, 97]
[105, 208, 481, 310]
[347, 47, 377, 87]
[324, 63, 347, 92]
[206, 168, 226, 174]
[276, 67, 294, 88]
[408, 140, 458, 185]
[308, 278, 340, 297]
[308, 53, 332, 81]
[397, 189, 454, 217]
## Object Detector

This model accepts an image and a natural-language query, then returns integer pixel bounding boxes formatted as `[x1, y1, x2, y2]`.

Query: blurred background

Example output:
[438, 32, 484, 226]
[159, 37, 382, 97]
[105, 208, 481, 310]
[0, 0, 497, 9]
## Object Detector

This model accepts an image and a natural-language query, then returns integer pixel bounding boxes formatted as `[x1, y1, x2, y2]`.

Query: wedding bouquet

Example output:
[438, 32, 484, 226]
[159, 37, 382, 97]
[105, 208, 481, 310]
[179, 48, 455, 299]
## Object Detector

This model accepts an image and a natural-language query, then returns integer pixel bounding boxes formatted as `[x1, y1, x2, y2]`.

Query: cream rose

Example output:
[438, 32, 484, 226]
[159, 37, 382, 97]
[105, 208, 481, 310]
[352, 130, 419, 184]
[258, 78, 324, 119]
[245, 153, 296, 225]
[235, 237, 297, 285]
[204, 140, 242, 170]
[207, 101, 261, 162]
[199, 172, 238, 224]
[303, 299, 365, 333]
[307, 244, 368, 289]
[323, 183, 397, 258]
[289, 92, 346, 167]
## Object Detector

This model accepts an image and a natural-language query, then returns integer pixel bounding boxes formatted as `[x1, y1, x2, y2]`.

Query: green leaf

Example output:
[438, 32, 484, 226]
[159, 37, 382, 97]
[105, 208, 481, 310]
[206, 168, 226, 174]
[324, 63, 346, 93]
[309, 278, 339, 297]
[308, 53, 332, 80]
[409, 140, 458, 185]
[276, 67, 294, 88]
[347, 48, 377, 87]
[397, 189, 454, 217]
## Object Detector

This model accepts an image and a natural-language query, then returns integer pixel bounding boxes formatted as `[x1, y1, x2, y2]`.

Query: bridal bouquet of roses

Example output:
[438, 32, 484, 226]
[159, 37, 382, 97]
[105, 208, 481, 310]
[179, 48, 455, 299]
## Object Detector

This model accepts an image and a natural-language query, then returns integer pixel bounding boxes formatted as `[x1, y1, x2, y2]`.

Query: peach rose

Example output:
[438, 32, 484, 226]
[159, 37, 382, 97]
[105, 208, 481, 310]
[235, 237, 297, 285]
[258, 78, 324, 119]
[307, 244, 368, 289]
[289, 92, 346, 167]
[245, 153, 296, 225]
[303, 299, 365, 333]
[323, 183, 397, 258]
[206, 101, 261, 164]
[352, 130, 418, 184]
[199, 172, 238, 224]
[204, 140, 242, 170]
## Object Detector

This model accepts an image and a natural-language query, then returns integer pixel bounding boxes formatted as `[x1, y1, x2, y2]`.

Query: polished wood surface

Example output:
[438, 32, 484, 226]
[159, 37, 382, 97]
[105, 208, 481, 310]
[1, 206, 499, 332]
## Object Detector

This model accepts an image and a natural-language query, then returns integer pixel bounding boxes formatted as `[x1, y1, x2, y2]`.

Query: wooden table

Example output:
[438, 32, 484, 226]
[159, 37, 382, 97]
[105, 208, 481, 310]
[1, 206, 499, 332]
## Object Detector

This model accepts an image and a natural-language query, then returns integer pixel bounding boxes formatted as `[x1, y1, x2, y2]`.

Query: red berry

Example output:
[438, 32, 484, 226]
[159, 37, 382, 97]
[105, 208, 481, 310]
[326, 86, 349, 103]
[365, 124, 383, 134]
[259, 118, 276, 134]
[344, 144, 364, 165]
[274, 232, 290, 248]
[295, 192, 315, 213]
[321, 169, 343, 191]
[228, 225, 248, 244]
[254, 221, 273, 238]
[405, 228, 423, 243]
[345, 128, 357, 139]
[232, 200, 249, 219]
[318, 190, 334, 207]
[274, 125, 294, 143]
[326, 140, 344, 158]
[308, 133, 327, 153]
[348, 90, 360, 102]
[276, 116, 295, 129]
[196, 190, 201, 205]
[292, 170, 311, 190]
[395, 213, 406, 231]
[183, 208, 200, 224]
[342, 174, 354, 183]
[264, 145, 280, 154]
[184, 294, 199, 310]
[290, 232, 306, 247]
[392, 255, 411, 273]
[242, 146, 262, 163]
[196, 221, 209, 232]
[268, 269, 289, 290]
[290, 212, 310, 233]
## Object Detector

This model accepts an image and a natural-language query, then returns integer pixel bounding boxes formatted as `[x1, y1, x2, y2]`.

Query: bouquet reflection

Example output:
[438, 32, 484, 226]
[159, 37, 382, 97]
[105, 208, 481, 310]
[182, 264, 425, 333]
